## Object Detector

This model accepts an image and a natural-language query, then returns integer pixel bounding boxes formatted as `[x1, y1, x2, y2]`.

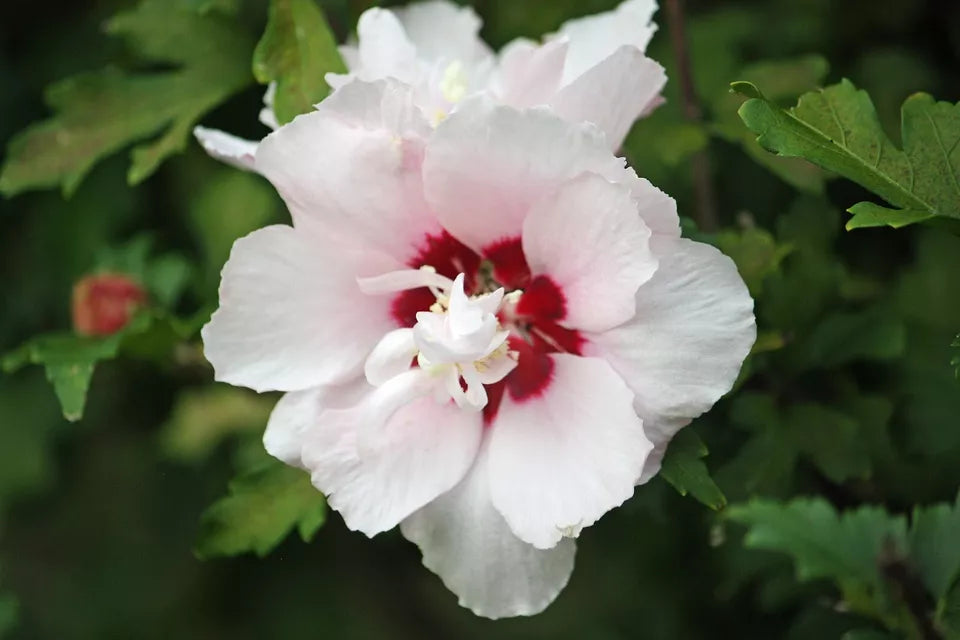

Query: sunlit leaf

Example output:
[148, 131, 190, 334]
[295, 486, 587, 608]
[0, 0, 255, 196]
[195, 458, 327, 558]
[733, 80, 960, 230]
[714, 56, 829, 192]
[253, 0, 346, 125]
[160, 386, 276, 463]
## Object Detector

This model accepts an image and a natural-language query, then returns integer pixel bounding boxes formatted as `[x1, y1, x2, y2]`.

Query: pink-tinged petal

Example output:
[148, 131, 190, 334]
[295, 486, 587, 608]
[193, 126, 258, 171]
[392, 1, 491, 64]
[488, 354, 652, 549]
[364, 328, 417, 386]
[301, 370, 483, 537]
[551, 47, 666, 150]
[423, 98, 623, 252]
[255, 79, 439, 261]
[354, 8, 419, 83]
[522, 173, 657, 332]
[554, 0, 659, 85]
[401, 443, 575, 619]
[202, 224, 400, 393]
[264, 379, 371, 469]
[495, 38, 568, 108]
[618, 167, 681, 237]
[585, 236, 756, 479]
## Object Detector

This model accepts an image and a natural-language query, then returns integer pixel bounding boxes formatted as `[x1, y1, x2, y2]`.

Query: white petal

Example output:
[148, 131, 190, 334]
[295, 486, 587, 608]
[522, 172, 657, 332]
[193, 126, 258, 171]
[392, 1, 491, 64]
[301, 370, 483, 536]
[401, 443, 576, 619]
[586, 236, 756, 475]
[365, 328, 417, 386]
[555, 0, 659, 85]
[356, 268, 453, 295]
[619, 167, 681, 237]
[255, 79, 439, 261]
[201, 225, 399, 392]
[354, 8, 419, 83]
[488, 354, 652, 549]
[264, 379, 371, 468]
[423, 97, 623, 252]
[494, 38, 568, 108]
[551, 47, 666, 150]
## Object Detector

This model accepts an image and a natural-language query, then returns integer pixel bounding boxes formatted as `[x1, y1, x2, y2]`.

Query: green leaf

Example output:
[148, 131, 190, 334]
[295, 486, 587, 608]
[195, 459, 327, 558]
[846, 202, 936, 230]
[733, 79, 960, 230]
[160, 386, 276, 463]
[0, 590, 16, 639]
[728, 498, 907, 589]
[952, 335, 959, 379]
[714, 56, 830, 192]
[797, 307, 906, 371]
[720, 394, 871, 494]
[253, 0, 346, 125]
[909, 493, 960, 601]
[941, 581, 960, 638]
[0, 0, 254, 197]
[715, 227, 793, 296]
[660, 429, 727, 510]
[1, 311, 203, 422]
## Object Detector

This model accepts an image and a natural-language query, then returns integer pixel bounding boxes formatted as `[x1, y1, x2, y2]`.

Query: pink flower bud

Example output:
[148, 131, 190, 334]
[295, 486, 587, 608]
[71, 273, 147, 337]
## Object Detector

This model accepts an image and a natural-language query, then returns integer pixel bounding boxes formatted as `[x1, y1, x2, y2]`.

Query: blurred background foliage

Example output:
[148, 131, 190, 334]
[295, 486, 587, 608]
[1, 0, 959, 638]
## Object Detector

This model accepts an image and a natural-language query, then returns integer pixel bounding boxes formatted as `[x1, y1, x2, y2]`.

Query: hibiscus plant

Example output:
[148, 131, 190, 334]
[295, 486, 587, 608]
[0, 0, 958, 638]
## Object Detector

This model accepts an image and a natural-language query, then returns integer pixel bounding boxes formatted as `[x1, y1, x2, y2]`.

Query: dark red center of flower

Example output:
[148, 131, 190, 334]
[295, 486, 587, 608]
[391, 232, 584, 424]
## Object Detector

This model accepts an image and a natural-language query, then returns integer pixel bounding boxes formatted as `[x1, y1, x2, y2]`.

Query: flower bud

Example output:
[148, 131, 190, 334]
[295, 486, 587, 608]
[71, 273, 147, 337]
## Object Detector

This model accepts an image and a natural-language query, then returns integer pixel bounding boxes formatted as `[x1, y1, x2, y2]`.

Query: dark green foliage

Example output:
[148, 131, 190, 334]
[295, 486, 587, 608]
[0, 0, 255, 196]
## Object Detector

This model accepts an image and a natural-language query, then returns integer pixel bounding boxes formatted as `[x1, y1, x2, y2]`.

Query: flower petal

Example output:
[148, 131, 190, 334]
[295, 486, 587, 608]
[488, 354, 652, 549]
[522, 172, 657, 332]
[255, 79, 439, 261]
[551, 47, 666, 149]
[302, 371, 483, 537]
[423, 98, 623, 252]
[401, 443, 575, 619]
[364, 328, 417, 386]
[353, 8, 419, 83]
[495, 38, 568, 108]
[585, 236, 756, 478]
[202, 224, 399, 392]
[264, 379, 371, 468]
[392, 1, 491, 64]
[193, 126, 258, 171]
[554, 0, 659, 85]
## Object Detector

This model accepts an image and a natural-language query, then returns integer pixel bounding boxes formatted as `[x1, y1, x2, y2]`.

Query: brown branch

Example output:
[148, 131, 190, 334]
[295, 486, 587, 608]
[664, 0, 720, 232]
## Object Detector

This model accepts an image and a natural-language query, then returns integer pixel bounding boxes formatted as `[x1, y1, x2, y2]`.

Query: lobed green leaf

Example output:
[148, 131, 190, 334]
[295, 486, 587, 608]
[660, 429, 727, 510]
[733, 79, 960, 230]
[253, 0, 346, 125]
[195, 459, 327, 558]
[0, 0, 255, 197]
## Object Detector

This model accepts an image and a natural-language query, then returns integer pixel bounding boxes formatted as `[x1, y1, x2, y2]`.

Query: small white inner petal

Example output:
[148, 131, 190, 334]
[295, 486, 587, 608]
[360, 269, 517, 413]
[357, 267, 454, 295]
